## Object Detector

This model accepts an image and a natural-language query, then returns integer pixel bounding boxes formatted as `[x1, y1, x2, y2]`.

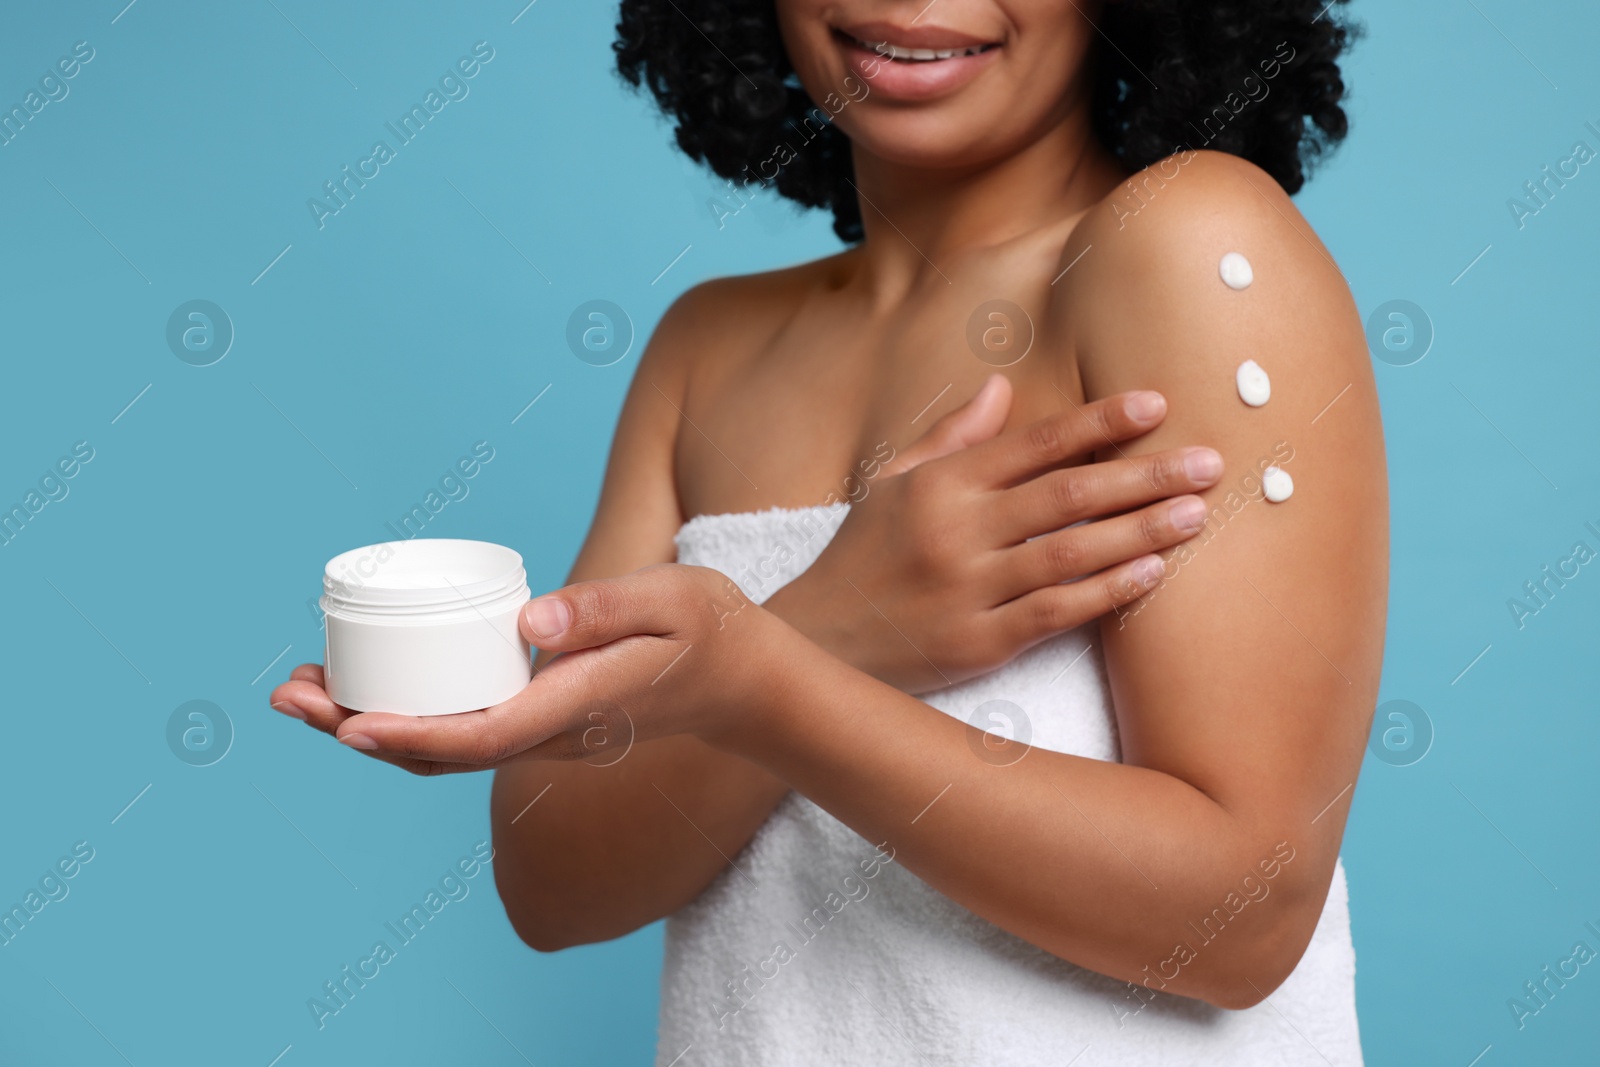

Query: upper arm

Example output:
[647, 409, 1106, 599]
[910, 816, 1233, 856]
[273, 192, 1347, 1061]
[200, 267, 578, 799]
[1059, 153, 1388, 875]
[555, 288, 708, 592]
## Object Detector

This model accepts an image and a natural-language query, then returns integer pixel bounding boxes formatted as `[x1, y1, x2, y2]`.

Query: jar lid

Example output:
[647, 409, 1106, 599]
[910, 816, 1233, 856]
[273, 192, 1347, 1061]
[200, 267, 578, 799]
[323, 539, 527, 615]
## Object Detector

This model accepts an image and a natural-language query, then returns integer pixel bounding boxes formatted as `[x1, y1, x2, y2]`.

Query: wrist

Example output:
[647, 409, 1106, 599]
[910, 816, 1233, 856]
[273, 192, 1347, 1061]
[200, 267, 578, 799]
[762, 573, 878, 681]
[698, 602, 819, 757]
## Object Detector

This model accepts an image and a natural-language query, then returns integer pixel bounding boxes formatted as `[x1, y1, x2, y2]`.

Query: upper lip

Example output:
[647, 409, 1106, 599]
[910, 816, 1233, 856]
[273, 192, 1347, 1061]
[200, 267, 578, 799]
[834, 20, 999, 51]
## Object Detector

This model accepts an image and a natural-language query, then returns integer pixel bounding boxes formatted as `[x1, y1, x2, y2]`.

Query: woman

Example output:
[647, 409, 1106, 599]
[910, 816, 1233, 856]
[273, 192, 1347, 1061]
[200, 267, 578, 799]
[272, 1, 1384, 1063]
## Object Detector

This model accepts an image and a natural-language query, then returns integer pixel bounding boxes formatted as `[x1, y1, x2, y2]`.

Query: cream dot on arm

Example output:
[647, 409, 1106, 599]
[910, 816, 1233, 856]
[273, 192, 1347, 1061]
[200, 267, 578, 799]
[1235, 359, 1271, 406]
[1219, 252, 1253, 290]
[1262, 465, 1294, 503]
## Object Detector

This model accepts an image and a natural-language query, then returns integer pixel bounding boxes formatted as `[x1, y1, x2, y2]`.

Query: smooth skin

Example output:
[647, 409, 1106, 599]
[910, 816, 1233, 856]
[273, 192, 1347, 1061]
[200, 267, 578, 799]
[272, 0, 1386, 1011]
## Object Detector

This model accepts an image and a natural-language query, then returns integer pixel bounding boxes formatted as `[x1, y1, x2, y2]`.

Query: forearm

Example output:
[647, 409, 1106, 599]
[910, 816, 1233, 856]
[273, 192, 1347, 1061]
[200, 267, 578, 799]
[759, 576, 886, 683]
[713, 611, 1323, 1007]
[760, 572, 937, 693]
[486, 559, 936, 950]
[490, 736, 788, 951]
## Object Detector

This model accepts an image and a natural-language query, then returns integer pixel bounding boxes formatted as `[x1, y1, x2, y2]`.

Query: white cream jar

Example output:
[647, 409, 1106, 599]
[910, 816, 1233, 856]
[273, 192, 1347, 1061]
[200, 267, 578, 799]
[321, 539, 532, 716]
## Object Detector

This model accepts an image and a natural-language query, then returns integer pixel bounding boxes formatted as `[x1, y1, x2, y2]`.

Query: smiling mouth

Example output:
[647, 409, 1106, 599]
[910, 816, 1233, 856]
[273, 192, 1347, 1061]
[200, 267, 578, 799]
[835, 29, 999, 62]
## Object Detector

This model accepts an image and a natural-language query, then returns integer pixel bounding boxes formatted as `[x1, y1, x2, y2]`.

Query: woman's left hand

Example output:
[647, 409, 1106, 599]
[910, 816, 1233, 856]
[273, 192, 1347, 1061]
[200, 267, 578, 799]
[269, 563, 774, 775]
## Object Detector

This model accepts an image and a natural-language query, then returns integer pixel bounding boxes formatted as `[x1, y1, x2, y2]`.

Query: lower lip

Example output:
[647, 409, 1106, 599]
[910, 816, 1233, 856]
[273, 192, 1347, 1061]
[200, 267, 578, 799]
[837, 35, 999, 101]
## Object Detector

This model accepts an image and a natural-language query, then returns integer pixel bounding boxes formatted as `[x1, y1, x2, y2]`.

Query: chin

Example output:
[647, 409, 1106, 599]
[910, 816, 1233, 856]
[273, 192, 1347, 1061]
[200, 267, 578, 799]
[841, 109, 1016, 171]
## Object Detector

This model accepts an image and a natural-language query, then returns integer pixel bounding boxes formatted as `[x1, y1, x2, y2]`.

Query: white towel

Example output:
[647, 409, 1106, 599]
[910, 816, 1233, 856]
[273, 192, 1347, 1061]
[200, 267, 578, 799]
[657, 505, 1362, 1066]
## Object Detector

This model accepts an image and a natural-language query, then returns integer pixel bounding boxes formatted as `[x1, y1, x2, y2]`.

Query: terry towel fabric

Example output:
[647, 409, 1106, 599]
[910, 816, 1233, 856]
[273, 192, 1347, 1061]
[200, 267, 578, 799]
[657, 504, 1362, 1066]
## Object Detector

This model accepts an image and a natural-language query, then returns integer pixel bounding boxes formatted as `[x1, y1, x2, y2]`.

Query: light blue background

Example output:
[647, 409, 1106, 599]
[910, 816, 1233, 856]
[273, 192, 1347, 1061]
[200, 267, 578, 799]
[0, 1, 1595, 1064]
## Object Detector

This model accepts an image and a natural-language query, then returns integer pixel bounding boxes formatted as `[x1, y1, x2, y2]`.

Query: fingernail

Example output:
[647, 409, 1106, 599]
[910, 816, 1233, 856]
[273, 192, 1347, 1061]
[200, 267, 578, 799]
[340, 733, 378, 751]
[1184, 448, 1223, 482]
[1134, 555, 1165, 588]
[1126, 392, 1165, 422]
[271, 701, 306, 721]
[524, 597, 571, 638]
[1171, 498, 1208, 532]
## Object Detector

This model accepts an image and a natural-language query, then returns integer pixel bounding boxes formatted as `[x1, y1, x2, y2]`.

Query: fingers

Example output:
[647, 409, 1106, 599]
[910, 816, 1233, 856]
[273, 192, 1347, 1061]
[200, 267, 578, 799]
[269, 666, 501, 776]
[270, 676, 357, 736]
[992, 553, 1166, 650]
[956, 390, 1168, 488]
[333, 669, 582, 768]
[1007, 496, 1210, 597]
[999, 445, 1223, 539]
[289, 663, 324, 686]
[880, 374, 1012, 477]
[520, 564, 700, 652]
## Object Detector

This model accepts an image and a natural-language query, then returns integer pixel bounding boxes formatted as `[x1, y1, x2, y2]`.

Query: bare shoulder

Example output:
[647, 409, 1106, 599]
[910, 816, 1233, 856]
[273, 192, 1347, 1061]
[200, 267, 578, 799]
[1073, 149, 1334, 259]
[1050, 148, 1383, 442]
[577, 255, 845, 567]
[644, 251, 854, 393]
[1052, 150, 1363, 402]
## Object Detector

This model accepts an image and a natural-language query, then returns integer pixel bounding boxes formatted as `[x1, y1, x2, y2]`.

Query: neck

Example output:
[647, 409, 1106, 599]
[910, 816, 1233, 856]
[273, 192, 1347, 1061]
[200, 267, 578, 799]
[846, 94, 1124, 295]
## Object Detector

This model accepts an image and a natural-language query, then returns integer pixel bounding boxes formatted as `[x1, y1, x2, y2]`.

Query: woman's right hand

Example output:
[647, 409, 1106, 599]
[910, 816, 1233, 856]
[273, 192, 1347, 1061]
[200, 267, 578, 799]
[762, 374, 1223, 693]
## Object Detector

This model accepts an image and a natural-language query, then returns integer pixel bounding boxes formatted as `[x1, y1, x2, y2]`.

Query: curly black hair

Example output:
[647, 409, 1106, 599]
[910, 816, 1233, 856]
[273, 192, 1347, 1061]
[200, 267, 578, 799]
[615, 2, 1357, 242]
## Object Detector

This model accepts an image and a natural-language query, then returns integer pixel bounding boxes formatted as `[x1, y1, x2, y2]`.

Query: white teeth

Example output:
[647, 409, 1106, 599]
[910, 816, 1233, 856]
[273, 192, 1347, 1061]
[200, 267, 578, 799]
[854, 35, 989, 61]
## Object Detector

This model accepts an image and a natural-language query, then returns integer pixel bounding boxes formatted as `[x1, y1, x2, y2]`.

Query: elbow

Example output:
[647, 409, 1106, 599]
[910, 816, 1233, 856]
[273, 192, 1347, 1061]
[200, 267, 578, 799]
[1206, 979, 1276, 1012]
[493, 859, 650, 954]
[493, 862, 585, 954]
[1196, 958, 1294, 1012]
[506, 912, 580, 955]
[1200, 903, 1321, 1011]
[499, 887, 592, 954]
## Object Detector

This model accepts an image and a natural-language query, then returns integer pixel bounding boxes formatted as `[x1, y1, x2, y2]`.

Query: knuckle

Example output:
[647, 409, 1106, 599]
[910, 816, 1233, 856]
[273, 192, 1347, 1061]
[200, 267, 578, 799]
[397, 733, 441, 762]
[1081, 399, 1120, 447]
[550, 735, 593, 762]
[1029, 590, 1071, 633]
[1135, 505, 1169, 546]
[1147, 450, 1187, 489]
[1104, 567, 1144, 608]
[651, 563, 708, 621]
[658, 567, 699, 610]
[684, 563, 723, 588]
[457, 726, 512, 767]
[578, 581, 625, 640]
[466, 727, 513, 766]
[1046, 470, 1089, 516]
[992, 612, 1028, 655]
[1086, 398, 1121, 440]
[1042, 532, 1085, 577]
[1024, 416, 1069, 462]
